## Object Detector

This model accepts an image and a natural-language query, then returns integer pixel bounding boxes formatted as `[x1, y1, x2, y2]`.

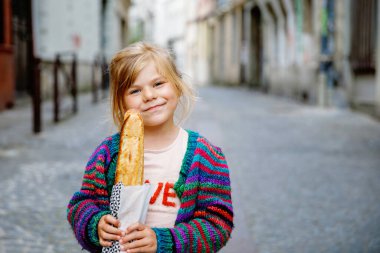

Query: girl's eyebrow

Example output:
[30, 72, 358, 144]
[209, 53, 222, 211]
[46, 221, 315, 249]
[151, 76, 165, 82]
[128, 83, 140, 89]
[131, 76, 165, 88]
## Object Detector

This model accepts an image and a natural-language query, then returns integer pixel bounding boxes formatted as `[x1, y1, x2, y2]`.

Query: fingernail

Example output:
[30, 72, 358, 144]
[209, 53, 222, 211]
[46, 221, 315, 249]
[120, 245, 124, 250]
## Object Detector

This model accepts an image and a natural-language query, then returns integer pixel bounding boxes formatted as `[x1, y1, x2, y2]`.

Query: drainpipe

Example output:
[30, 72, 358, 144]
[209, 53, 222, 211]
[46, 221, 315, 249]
[29, 0, 41, 133]
[318, 0, 335, 107]
[376, 0, 380, 117]
[318, 0, 328, 107]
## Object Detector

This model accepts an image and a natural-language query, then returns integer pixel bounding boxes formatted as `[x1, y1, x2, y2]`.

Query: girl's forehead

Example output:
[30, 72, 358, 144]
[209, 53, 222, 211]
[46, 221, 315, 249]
[140, 60, 168, 76]
[131, 63, 165, 85]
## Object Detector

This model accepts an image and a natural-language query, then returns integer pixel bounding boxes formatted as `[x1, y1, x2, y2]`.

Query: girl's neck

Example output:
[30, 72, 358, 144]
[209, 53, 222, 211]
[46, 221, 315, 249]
[144, 122, 180, 150]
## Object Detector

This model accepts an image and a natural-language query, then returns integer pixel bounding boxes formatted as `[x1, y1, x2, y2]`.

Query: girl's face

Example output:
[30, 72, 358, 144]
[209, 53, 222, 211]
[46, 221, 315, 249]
[123, 61, 179, 129]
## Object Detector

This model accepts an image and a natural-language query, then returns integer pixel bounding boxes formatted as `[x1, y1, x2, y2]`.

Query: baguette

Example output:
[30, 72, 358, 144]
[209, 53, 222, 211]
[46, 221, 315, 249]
[115, 109, 144, 185]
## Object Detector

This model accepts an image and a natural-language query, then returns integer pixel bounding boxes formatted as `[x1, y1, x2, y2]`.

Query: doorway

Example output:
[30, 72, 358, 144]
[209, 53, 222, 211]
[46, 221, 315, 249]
[250, 6, 263, 88]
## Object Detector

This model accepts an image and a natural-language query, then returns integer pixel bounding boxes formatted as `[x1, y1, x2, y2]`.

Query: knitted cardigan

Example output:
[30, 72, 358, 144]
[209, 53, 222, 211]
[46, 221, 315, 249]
[67, 130, 233, 253]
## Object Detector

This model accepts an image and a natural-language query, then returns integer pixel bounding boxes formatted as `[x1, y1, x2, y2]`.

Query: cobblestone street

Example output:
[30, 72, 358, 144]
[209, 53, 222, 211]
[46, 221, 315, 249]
[1, 86, 380, 253]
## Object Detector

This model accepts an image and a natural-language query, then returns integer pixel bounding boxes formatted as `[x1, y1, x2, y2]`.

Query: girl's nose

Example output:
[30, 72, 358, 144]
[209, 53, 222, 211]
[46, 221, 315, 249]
[142, 87, 157, 102]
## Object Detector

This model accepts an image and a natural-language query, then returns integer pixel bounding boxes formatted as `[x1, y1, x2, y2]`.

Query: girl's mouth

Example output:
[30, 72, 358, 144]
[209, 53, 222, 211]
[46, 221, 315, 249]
[144, 104, 163, 112]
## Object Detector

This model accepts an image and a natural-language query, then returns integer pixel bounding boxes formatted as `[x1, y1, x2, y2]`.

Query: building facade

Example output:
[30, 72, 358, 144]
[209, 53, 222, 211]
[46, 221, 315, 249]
[128, 0, 193, 75]
[33, 0, 131, 97]
[0, 0, 131, 111]
[0, 0, 14, 110]
[191, 0, 380, 117]
[128, 0, 380, 118]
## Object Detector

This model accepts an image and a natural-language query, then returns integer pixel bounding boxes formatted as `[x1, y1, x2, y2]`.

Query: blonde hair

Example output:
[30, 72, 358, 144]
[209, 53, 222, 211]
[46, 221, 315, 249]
[109, 42, 196, 130]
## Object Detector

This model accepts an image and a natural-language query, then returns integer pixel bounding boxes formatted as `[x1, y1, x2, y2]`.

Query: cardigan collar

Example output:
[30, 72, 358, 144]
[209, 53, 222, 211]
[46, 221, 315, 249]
[107, 129, 199, 198]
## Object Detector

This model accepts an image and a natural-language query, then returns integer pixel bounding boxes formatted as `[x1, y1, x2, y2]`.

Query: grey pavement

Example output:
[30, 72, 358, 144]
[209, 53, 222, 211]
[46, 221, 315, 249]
[0, 86, 380, 253]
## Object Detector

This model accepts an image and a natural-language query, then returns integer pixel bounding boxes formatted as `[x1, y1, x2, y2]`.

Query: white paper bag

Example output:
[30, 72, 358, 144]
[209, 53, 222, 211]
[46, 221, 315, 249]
[102, 182, 154, 253]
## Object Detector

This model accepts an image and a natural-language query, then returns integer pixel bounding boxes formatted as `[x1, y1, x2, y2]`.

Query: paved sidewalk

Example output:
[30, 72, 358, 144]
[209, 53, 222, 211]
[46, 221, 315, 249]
[0, 93, 115, 253]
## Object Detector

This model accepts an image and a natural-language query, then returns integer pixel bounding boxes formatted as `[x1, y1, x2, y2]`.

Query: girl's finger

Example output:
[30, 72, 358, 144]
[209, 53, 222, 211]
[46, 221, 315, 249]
[121, 230, 145, 244]
[124, 245, 155, 253]
[101, 231, 122, 241]
[126, 222, 144, 233]
[99, 238, 113, 247]
[104, 215, 120, 227]
[103, 224, 123, 236]
[124, 237, 148, 250]
[128, 238, 148, 249]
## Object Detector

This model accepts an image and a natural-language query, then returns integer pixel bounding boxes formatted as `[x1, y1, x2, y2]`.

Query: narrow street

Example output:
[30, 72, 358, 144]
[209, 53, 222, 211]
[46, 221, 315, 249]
[0, 86, 380, 253]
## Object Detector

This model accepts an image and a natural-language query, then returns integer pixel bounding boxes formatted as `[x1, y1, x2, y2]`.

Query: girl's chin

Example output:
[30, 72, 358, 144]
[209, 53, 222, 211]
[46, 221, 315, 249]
[142, 116, 161, 125]
[141, 110, 175, 128]
[143, 117, 174, 129]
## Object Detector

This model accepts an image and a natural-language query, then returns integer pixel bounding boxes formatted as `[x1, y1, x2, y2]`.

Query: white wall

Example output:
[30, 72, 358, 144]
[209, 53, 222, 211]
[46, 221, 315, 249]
[153, 0, 186, 46]
[129, 0, 188, 72]
[128, 0, 155, 43]
[153, 0, 187, 72]
[103, 0, 125, 60]
[33, 0, 101, 62]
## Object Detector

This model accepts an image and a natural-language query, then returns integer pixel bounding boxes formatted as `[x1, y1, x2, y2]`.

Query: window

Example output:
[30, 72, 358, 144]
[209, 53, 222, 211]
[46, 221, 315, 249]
[350, 0, 377, 74]
[303, 0, 313, 34]
[0, 0, 5, 44]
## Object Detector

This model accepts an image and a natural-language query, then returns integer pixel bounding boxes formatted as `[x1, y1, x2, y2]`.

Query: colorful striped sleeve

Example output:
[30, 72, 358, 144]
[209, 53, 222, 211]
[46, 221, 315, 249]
[154, 138, 234, 253]
[67, 137, 113, 252]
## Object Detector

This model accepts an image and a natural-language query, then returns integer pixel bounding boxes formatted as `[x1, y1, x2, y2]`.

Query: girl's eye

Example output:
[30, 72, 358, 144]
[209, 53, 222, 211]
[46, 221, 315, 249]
[129, 89, 140, 95]
[154, 81, 164, 87]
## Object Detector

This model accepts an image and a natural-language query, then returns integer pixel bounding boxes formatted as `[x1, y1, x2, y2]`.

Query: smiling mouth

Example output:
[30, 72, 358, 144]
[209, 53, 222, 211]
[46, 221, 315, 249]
[144, 104, 164, 112]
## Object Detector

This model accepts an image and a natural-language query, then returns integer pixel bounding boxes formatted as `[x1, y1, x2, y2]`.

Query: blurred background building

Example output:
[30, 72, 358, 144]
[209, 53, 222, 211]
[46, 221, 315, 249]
[0, 0, 131, 110]
[1, 0, 380, 119]
[129, 0, 380, 118]
[0, 0, 14, 110]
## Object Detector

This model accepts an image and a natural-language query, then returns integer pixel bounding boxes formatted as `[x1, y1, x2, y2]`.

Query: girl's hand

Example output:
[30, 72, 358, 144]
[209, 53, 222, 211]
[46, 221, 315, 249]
[98, 214, 124, 247]
[119, 222, 157, 253]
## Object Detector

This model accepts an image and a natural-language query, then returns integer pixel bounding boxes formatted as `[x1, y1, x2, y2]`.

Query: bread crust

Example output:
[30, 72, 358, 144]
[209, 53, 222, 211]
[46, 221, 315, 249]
[115, 110, 144, 185]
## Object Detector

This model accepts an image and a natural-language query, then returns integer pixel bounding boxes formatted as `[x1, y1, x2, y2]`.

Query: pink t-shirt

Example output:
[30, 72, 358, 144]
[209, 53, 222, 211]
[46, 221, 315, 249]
[143, 128, 188, 228]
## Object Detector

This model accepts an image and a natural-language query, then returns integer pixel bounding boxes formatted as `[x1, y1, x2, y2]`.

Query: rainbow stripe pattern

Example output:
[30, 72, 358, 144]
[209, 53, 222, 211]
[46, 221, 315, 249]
[67, 130, 234, 252]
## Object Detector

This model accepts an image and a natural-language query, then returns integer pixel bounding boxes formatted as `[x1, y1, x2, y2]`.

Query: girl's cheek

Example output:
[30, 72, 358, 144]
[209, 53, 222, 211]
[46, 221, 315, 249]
[124, 97, 137, 109]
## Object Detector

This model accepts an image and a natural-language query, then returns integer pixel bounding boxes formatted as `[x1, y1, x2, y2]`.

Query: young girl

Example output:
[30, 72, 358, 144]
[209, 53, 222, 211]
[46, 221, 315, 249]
[67, 42, 234, 253]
